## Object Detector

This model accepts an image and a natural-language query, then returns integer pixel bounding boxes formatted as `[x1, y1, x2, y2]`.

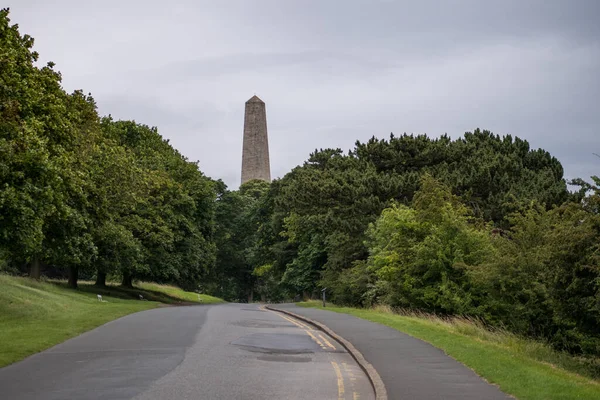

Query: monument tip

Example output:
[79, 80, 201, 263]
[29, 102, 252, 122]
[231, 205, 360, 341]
[246, 95, 264, 104]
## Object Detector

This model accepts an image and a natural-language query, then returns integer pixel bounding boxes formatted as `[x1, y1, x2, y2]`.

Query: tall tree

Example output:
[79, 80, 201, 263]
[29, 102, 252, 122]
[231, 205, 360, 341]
[0, 9, 62, 274]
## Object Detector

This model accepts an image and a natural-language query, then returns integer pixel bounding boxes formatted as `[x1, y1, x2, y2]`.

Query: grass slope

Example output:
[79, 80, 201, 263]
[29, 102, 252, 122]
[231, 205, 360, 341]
[0, 275, 223, 368]
[298, 301, 600, 400]
[136, 282, 223, 304]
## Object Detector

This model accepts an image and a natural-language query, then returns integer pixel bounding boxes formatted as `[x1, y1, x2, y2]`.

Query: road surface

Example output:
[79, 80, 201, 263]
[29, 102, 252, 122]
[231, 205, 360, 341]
[273, 304, 511, 400]
[0, 304, 374, 400]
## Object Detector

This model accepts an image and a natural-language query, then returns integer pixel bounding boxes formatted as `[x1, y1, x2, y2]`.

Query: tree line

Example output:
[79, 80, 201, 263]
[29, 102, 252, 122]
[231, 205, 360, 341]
[220, 132, 599, 358]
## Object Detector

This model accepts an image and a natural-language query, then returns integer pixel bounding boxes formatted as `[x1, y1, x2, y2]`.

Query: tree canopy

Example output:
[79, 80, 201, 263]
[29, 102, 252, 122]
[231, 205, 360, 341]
[0, 9, 216, 290]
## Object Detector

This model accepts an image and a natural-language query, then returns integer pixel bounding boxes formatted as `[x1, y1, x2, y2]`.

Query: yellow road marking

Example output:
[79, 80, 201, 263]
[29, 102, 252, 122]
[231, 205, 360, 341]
[331, 361, 345, 400]
[269, 309, 311, 330]
[317, 332, 337, 350]
[266, 308, 329, 349]
[282, 315, 311, 330]
[343, 363, 359, 400]
[305, 329, 328, 349]
[266, 308, 355, 399]
[279, 314, 306, 329]
[273, 311, 308, 330]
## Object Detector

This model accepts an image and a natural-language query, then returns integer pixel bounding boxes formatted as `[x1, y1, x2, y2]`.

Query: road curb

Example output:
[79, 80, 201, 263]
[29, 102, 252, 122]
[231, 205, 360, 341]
[266, 305, 388, 400]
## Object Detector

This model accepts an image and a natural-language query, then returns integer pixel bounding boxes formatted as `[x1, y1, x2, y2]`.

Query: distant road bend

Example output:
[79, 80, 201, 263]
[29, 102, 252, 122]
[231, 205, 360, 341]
[0, 303, 374, 400]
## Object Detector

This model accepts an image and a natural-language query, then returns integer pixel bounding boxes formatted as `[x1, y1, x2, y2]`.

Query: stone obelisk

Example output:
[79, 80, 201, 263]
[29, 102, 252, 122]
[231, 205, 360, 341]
[241, 95, 271, 185]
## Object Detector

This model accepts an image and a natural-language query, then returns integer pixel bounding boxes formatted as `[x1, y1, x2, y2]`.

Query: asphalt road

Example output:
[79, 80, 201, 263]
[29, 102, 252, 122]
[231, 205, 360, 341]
[0, 304, 373, 400]
[274, 304, 511, 400]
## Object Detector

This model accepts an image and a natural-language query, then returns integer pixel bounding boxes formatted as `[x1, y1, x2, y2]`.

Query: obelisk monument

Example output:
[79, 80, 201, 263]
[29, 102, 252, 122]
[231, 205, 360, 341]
[241, 95, 271, 185]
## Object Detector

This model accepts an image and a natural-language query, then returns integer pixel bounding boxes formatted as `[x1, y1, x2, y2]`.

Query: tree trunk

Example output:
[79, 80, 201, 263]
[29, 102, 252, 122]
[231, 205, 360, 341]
[248, 289, 254, 303]
[95, 271, 106, 287]
[121, 273, 133, 288]
[29, 257, 41, 280]
[68, 266, 78, 289]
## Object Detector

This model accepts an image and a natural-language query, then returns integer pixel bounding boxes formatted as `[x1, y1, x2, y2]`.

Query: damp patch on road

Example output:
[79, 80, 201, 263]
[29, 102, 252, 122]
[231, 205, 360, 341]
[231, 333, 322, 354]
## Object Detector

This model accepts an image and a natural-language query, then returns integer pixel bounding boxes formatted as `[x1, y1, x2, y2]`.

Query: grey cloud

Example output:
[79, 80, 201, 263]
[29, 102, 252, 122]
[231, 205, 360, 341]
[121, 50, 400, 87]
[7, 0, 600, 188]
[100, 96, 208, 130]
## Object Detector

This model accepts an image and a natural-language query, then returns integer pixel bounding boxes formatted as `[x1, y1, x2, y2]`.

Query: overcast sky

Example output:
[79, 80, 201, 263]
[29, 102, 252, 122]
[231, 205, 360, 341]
[8, 0, 600, 188]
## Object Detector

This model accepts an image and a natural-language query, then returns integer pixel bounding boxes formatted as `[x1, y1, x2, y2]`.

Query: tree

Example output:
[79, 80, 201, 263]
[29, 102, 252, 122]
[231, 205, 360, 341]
[470, 198, 600, 355]
[100, 118, 216, 289]
[1, 10, 216, 291]
[0, 9, 63, 274]
[263, 130, 569, 303]
[365, 176, 494, 313]
[207, 180, 269, 301]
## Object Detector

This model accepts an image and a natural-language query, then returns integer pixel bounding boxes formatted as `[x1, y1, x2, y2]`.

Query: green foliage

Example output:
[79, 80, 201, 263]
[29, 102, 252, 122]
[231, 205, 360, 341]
[254, 130, 568, 308]
[206, 180, 271, 301]
[0, 9, 216, 291]
[252, 139, 597, 358]
[354, 131, 568, 223]
[366, 176, 495, 314]
[98, 118, 217, 289]
[471, 200, 600, 354]
[359, 175, 600, 356]
[0, 9, 63, 264]
[271, 151, 396, 297]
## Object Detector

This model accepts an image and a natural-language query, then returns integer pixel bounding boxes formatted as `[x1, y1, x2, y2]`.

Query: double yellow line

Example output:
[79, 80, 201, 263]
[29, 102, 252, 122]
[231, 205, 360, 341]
[263, 306, 355, 399]
[263, 306, 336, 351]
[331, 361, 346, 400]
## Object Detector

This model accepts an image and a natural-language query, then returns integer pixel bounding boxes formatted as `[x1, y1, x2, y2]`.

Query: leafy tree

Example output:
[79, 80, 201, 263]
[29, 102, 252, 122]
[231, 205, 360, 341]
[1, 10, 216, 291]
[354, 130, 568, 223]
[273, 150, 401, 299]
[472, 199, 600, 354]
[42, 90, 101, 287]
[100, 118, 216, 289]
[265, 130, 568, 303]
[365, 176, 494, 313]
[247, 178, 298, 300]
[1, 11, 100, 285]
[208, 179, 270, 301]
[0, 9, 63, 273]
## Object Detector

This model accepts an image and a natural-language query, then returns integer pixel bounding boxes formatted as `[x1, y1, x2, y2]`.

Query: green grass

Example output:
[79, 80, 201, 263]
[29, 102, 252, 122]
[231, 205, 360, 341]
[0, 274, 223, 368]
[135, 282, 223, 304]
[298, 301, 600, 400]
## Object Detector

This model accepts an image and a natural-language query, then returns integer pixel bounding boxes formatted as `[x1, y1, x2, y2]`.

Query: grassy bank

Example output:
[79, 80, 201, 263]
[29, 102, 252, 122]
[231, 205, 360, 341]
[136, 282, 223, 304]
[0, 275, 223, 368]
[298, 301, 600, 400]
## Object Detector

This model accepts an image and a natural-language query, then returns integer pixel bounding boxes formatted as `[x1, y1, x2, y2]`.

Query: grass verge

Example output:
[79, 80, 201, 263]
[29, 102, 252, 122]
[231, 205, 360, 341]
[298, 301, 600, 400]
[0, 274, 223, 368]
